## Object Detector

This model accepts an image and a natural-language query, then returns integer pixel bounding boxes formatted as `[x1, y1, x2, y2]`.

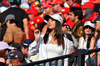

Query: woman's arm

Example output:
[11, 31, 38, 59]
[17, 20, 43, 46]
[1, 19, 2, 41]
[78, 37, 82, 49]
[88, 37, 95, 50]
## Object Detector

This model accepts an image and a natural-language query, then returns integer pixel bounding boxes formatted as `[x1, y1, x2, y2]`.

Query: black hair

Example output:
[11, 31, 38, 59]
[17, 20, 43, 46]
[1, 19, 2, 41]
[9, 0, 21, 7]
[37, 22, 47, 32]
[9, 19, 18, 24]
[83, 26, 95, 48]
[70, 7, 83, 20]
[0, 0, 3, 3]
[43, 19, 65, 49]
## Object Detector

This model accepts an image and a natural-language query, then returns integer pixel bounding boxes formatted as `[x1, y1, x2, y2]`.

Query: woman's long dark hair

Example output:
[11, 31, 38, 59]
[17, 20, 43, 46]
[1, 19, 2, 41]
[83, 27, 95, 49]
[43, 19, 65, 49]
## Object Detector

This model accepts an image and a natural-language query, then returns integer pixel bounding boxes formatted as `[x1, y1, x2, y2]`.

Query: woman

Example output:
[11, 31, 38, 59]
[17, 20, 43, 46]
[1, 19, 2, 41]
[78, 21, 95, 66]
[29, 14, 73, 66]
[0, 41, 15, 66]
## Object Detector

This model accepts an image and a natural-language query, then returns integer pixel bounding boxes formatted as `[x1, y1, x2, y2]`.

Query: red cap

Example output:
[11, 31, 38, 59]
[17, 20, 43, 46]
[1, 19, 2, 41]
[82, 2, 94, 9]
[26, 8, 38, 16]
[51, 0, 63, 5]
[74, 3, 81, 7]
[43, 2, 52, 8]
[60, 7, 70, 14]
[33, 16, 44, 24]
[31, 1, 42, 8]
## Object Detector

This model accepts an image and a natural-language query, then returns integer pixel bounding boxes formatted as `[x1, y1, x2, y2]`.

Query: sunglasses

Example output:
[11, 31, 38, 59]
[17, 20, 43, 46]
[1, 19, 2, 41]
[84, 26, 92, 29]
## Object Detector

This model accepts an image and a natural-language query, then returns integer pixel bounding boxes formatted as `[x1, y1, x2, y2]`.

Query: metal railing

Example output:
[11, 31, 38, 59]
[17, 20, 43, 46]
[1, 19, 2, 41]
[18, 48, 100, 66]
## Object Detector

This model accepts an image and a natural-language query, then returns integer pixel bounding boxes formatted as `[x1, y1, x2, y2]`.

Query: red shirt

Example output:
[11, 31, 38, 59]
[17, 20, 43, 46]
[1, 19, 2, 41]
[65, 18, 75, 28]
[24, 21, 34, 41]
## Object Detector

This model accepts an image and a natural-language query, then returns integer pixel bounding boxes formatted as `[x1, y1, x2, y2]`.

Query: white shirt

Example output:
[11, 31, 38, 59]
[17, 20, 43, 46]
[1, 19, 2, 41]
[29, 34, 73, 66]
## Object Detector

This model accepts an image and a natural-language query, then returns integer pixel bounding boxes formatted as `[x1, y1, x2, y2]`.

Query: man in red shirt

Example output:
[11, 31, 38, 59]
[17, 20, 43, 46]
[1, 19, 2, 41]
[82, 2, 98, 23]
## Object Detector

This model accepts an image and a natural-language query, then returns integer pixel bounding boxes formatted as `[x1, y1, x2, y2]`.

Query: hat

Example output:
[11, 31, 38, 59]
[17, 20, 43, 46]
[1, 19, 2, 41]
[44, 14, 63, 24]
[0, 6, 8, 13]
[43, 3, 52, 8]
[8, 51, 24, 60]
[82, 2, 94, 9]
[21, 39, 33, 47]
[11, 43, 21, 51]
[20, 3, 29, 9]
[60, 7, 70, 14]
[92, 15, 100, 23]
[51, 0, 63, 5]
[2, 14, 15, 25]
[84, 21, 95, 28]
[9, 0, 20, 3]
[31, 1, 42, 8]
[26, 8, 38, 16]
[33, 16, 44, 24]
[0, 41, 15, 50]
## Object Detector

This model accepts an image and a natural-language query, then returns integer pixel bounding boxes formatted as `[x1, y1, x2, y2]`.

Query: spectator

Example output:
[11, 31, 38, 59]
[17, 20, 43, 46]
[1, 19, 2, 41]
[63, 0, 81, 8]
[69, 7, 84, 41]
[43, 2, 54, 15]
[29, 14, 74, 66]
[31, 1, 42, 14]
[20, 3, 30, 12]
[78, 21, 95, 66]
[0, 0, 7, 7]
[2, 14, 24, 44]
[82, 2, 98, 23]
[21, 39, 38, 63]
[33, 16, 47, 35]
[60, 7, 75, 28]
[7, 51, 25, 66]
[0, 0, 29, 41]
[0, 41, 15, 66]
[51, 0, 63, 13]
[91, 15, 100, 66]
[25, 8, 38, 41]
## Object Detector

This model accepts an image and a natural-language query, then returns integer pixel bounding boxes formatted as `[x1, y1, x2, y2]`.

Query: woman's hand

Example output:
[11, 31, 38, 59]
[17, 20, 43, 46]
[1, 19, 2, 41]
[34, 29, 40, 43]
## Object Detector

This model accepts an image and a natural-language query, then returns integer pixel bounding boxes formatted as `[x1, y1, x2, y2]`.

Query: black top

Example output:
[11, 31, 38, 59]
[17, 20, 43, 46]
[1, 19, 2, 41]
[0, 7, 28, 41]
[71, 21, 84, 41]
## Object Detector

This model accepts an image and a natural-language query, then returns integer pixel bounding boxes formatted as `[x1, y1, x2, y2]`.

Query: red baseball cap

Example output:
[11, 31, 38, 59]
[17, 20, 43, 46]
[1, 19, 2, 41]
[33, 16, 44, 24]
[31, 1, 42, 8]
[82, 2, 94, 9]
[60, 7, 70, 14]
[26, 8, 38, 16]
[51, 0, 63, 5]
[43, 2, 52, 8]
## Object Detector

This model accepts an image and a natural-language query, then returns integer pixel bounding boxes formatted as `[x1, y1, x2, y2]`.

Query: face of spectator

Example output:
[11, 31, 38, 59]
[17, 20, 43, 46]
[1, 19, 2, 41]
[67, 0, 75, 7]
[35, 6, 41, 14]
[48, 18, 56, 30]
[95, 21, 100, 31]
[63, 13, 69, 21]
[28, 14, 35, 21]
[21, 46, 28, 54]
[82, 9, 85, 16]
[62, 26, 69, 33]
[84, 26, 92, 35]
[11, 58, 21, 66]
[52, 4, 59, 13]
[34, 23, 38, 28]
[69, 12, 76, 22]
[44, 7, 51, 15]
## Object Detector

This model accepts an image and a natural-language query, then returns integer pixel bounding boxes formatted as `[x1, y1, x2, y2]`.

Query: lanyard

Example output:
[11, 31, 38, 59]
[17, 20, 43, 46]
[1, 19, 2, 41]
[96, 40, 99, 49]
[11, 6, 17, 8]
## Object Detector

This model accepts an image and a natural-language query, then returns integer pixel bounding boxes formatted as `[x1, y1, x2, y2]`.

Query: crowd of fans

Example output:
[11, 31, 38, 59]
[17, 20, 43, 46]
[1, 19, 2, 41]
[0, 0, 100, 66]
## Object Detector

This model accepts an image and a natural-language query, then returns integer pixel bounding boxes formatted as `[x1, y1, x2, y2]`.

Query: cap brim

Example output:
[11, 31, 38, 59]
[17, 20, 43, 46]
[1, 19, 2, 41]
[44, 15, 55, 21]
[7, 46, 16, 50]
